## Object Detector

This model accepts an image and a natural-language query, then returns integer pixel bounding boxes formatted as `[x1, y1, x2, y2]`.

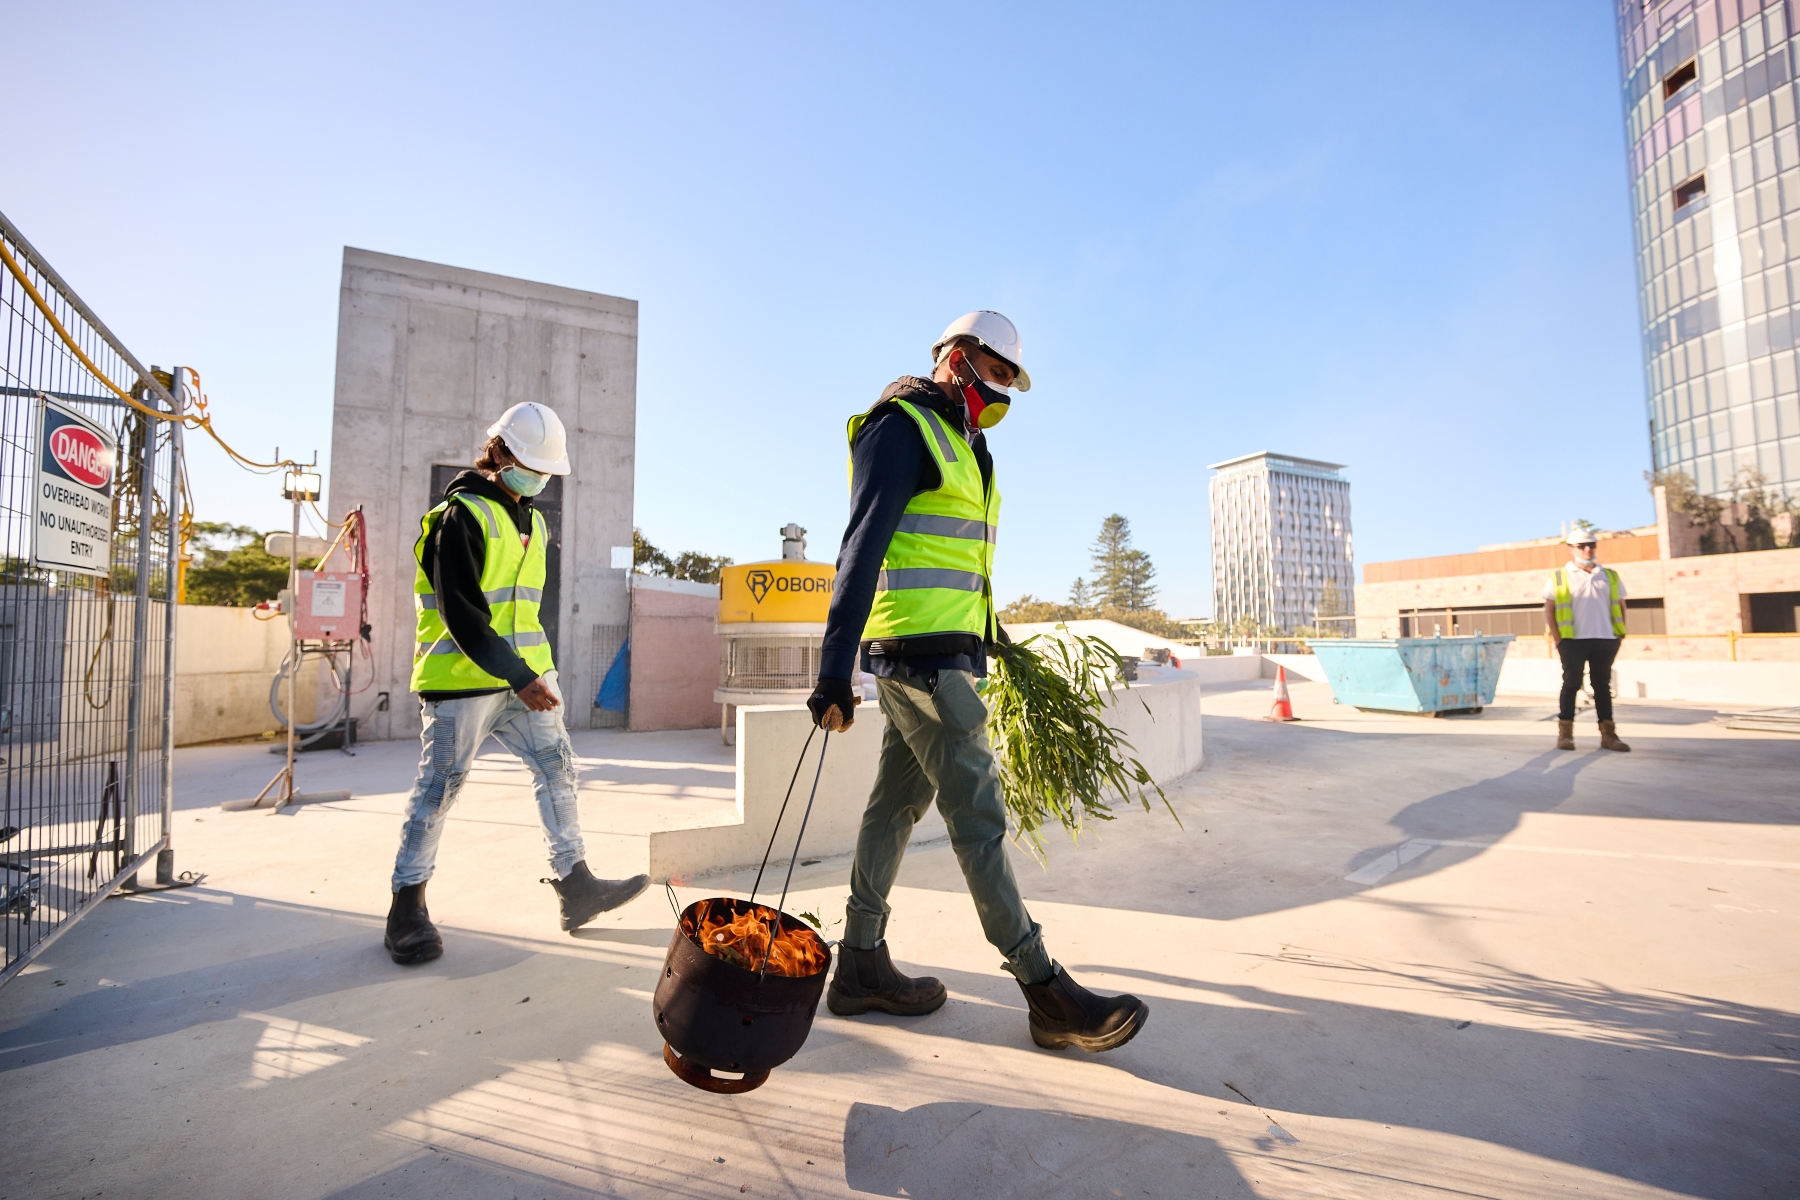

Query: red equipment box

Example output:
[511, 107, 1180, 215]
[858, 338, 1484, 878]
[295, 570, 362, 642]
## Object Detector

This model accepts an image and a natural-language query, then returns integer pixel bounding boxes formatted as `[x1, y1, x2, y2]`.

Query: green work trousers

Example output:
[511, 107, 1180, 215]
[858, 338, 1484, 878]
[844, 668, 1052, 985]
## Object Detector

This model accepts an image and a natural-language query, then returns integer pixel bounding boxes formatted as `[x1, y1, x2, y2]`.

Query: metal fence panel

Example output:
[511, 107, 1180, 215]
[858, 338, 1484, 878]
[1, 211, 177, 984]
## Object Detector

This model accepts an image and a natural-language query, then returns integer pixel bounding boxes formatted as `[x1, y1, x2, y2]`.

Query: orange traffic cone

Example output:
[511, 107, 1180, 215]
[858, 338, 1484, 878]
[1266, 665, 1298, 722]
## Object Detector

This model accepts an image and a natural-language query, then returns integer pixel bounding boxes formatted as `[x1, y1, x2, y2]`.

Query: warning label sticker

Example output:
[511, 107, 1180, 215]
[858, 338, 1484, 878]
[33, 399, 116, 577]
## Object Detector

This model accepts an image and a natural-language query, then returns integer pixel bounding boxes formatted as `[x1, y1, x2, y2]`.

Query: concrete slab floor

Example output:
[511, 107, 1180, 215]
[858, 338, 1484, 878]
[1, 682, 1796, 1199]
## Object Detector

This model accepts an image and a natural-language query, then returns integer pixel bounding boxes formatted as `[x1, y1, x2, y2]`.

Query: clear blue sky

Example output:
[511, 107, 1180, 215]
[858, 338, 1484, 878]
[9, 2, 1641, 617]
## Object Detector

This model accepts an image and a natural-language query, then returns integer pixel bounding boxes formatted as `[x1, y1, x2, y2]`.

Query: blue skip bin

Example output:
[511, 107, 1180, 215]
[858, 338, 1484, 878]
[1308, 635, 1514, 715]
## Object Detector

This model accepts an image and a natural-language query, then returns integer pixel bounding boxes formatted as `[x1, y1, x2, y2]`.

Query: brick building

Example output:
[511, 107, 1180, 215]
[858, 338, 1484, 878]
[1355, 488, 1800, 662]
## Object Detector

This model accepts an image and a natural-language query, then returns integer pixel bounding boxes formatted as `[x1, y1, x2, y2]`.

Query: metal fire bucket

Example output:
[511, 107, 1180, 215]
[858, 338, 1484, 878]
[653, 728, 835, 1094]
[654, 898, 829, 1093]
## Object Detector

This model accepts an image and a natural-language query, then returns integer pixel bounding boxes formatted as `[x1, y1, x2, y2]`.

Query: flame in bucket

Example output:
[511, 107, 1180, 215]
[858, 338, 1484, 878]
[680, 898, 828, 977]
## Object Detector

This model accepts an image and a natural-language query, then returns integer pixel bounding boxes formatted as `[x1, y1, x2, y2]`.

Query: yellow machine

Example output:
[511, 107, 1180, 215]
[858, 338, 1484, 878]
[717, 559, 835, 623]
[714, 525, 838, 741]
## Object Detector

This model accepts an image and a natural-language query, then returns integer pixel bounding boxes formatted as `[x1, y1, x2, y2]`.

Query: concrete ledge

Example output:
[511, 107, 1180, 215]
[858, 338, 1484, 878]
[646, 672, 1204, 882]
[1497, 657, 1800, 707]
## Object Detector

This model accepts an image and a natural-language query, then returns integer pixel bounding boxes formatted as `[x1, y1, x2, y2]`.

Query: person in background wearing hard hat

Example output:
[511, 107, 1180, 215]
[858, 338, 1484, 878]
[383, 402, 649, 965]
[806, 311, 1149, 1054]
[1544, 526, 1632, 753]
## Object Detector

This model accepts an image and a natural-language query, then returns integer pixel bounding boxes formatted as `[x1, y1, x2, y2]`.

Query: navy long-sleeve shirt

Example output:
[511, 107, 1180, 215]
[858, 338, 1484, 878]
[819, 377, 993, 682]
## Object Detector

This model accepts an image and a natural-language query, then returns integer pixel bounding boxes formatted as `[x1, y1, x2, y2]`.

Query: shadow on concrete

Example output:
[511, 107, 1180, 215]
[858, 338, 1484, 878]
[570, 924, 679, 948]
[1341, 748, 1603, 883]
[896, 956, 1799, 1200]
[321, 1148, 612, 1200]
[0, 892, 533, 1072]
[843, 1101, 1249, 1197]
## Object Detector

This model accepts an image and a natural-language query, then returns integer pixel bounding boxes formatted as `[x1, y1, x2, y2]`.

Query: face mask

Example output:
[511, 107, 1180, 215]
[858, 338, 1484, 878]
[500, 464, 548, 497]
[947, 349, 1013, 429]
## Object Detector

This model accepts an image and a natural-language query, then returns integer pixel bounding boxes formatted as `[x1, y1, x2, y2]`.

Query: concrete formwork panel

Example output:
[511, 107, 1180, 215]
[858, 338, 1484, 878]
[325, 249, 637, 740]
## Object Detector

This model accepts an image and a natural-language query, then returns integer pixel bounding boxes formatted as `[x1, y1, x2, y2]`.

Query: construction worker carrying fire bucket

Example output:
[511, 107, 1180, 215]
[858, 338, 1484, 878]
[806, 311, 1149, 1053]
[1543, 524, 1631, 754]
[383, 402, 649, 965]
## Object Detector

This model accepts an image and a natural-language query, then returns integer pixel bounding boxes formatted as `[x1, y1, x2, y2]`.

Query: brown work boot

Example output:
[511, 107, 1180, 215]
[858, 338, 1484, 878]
[1598, 720, 1631, 752]
[826, 941, 946, 1016]
[1556, 719, 1575, 750]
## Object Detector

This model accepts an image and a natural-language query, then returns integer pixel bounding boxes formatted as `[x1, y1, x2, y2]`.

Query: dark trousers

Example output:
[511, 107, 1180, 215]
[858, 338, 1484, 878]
[1558, 638, 1620, 721]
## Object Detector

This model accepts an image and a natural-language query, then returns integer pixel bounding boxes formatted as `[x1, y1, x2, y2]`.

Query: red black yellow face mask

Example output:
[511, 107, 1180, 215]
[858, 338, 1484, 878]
[946, 347, 1013, 429]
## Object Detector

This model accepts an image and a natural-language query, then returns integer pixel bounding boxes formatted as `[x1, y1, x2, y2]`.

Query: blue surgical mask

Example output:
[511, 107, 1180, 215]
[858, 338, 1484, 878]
[500, 465, 548, 497]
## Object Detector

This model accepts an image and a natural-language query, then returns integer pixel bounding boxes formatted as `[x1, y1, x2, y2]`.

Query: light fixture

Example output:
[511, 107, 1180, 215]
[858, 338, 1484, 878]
[283, 470, 322, 501]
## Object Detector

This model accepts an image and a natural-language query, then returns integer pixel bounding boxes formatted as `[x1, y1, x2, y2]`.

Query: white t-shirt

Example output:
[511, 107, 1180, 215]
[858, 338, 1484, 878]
[1543, 562, 1627, 640]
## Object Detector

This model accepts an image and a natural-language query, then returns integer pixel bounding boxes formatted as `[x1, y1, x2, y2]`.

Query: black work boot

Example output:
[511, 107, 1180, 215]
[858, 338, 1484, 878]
[1015, 962, 1147, 1052]
[545, 861, 649, 932]
[826, 941, 947, 1016]
[384, 883, 443, 966]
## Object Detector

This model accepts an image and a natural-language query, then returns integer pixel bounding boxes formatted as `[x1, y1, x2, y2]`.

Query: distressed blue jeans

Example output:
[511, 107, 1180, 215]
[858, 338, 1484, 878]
[391, 690, 586, 890]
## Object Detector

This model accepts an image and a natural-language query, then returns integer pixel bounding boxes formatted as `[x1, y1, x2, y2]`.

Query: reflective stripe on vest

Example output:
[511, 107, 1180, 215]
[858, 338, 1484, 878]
[409, 493, 554, 691]
[847, 397, 1001, 643]
[1552, 566, 1626, 639]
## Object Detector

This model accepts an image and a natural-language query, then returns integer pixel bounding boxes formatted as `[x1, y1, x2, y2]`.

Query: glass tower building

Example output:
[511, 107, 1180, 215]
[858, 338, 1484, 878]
[1618, 0, 1800, 498]
[1209, 452, 1353, 634]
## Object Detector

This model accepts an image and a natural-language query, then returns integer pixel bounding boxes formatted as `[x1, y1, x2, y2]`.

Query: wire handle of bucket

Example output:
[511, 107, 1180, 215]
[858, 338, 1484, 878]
[747, 727, 830, 979]
[748, 725, 817, 904]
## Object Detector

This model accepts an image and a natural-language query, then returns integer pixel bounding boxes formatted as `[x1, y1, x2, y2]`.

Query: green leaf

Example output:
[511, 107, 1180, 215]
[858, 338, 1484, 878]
[986, 632, 1179, 864]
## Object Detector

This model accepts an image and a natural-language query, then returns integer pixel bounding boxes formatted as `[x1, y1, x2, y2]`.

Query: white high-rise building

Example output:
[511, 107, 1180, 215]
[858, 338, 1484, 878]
[1209, 452, 1354, 634]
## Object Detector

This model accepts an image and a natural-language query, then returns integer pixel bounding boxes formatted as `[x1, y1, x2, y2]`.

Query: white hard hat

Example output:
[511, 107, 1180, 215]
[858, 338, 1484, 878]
[931, 311, 1031, 392]
[1565, 525, 1599, 545]
[487, 402, 571, 475]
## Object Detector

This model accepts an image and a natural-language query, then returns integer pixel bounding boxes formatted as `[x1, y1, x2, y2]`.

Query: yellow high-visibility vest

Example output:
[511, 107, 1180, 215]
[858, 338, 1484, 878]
[409, 493, 553, 691]
[847, 397, 1001, 644]
[1552, 566, 1626, 639]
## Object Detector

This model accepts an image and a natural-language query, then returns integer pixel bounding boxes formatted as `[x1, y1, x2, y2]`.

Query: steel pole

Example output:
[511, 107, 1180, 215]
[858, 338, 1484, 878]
[284, 478, 299, 801]
[121, 395, 157, 887]
[156, 373, 182, 885]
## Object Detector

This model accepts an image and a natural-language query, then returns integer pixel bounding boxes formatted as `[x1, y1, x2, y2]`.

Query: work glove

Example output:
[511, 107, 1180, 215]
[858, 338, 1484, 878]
[807, 676, 859, 731]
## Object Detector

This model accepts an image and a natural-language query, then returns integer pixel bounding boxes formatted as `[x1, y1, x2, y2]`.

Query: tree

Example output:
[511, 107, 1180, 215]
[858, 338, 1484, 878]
[1648, 468, 1731, 553]
[1119, 549, 1157, 612]
[1318, 577, 1347, 618]
[633, 528, 674, 575]
[1067, 577, 1095, 610]
[670, 550, 732, 584]
[184, 522, 316, 606]
[634, 528, 733, 583]
[1090, 515, 1159, 610]
[1089, 515, 1133, 607]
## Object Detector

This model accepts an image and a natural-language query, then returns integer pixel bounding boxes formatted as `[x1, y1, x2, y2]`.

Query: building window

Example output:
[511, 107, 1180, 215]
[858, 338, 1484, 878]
[1663, 57, 1698, 101]
[1673, 173, 1707, 211]
[1744, 590, 1800, 633]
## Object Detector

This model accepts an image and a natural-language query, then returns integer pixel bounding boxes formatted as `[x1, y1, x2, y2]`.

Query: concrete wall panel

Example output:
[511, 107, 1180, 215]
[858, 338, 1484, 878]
[326, 248, 637, 741]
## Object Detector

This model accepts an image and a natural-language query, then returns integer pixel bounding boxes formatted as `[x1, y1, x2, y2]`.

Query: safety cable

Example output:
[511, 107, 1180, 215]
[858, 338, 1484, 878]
[0, 234, 294, 473]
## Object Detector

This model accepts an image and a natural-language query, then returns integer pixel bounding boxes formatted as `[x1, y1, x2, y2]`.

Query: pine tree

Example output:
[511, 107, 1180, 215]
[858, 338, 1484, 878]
[1090, 515, 1133, 608]
[1089, 515, 1159, 610]
[1068, 577, 1094, 609]
[1120, 549, 1158, 611]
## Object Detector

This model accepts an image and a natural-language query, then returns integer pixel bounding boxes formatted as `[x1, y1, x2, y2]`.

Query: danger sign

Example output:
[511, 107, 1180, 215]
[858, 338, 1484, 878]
[33, 399, 116, 577]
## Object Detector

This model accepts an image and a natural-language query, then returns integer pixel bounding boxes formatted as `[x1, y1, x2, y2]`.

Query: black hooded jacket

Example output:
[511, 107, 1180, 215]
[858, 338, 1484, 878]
[417, 470, 542, 700]
[819, 376, 994, 682]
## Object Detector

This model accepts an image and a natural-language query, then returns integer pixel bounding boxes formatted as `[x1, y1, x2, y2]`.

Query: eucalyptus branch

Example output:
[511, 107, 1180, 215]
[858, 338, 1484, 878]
[986, 631, 1178, 863]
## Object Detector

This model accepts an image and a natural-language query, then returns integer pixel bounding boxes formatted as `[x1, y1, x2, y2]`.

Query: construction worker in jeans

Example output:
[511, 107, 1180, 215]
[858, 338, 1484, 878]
[383, 402, 648, 965]
[1544, 525, 1631, 753]
[806, 311, 1147, 1054]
